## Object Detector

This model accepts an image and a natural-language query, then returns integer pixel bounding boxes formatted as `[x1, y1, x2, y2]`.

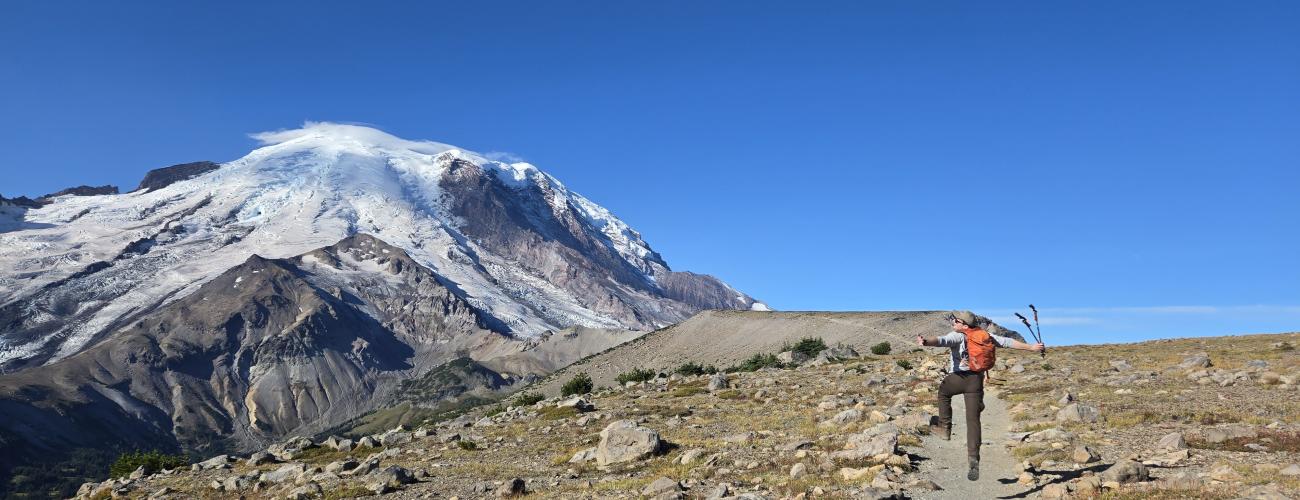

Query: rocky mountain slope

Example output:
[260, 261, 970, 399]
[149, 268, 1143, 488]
[532, 310, 1024, 395]
[73, 331, 1300, 499]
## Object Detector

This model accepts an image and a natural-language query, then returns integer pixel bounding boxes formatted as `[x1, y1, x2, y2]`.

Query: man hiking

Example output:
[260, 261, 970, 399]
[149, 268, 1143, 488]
[916, 310, 1045, 481]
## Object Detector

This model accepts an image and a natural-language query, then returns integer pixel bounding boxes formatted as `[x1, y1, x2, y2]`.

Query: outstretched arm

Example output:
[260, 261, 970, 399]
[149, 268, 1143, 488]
[1007, 339, 1045, 352]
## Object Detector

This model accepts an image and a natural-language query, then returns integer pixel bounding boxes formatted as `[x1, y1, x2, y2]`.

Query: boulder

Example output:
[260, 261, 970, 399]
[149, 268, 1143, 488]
[642, 477, 681, 497]
[1178, 354, 1211, 369]
[707, 374, 729, 391]
[245, 451, 275, 466]
[1071, 445, 1100, 464]
[497, 477, 527, 497]
[261, 463, 307, 484]
[1100, 460, 1149, 484]
[830, 427, 898, 461]
[821, 409, 863, 427]
[195, 455, 233, 471]
[777, 350, 810, 365]
[1109, 359, 1132, 371]
[286, 482, 323, 500]
[790, 462, 808, 478]
[1282, 464, 1300, 476]
[596, 420, 663, 465]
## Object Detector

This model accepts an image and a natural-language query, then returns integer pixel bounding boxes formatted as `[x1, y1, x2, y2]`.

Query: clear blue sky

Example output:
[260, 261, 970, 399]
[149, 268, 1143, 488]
[2, 1, 1297, 344]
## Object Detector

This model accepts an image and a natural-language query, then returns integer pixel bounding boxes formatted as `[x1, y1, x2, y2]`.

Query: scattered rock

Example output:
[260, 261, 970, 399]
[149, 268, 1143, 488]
[708, 374, 729, 391]
[569, 447, 597, 463]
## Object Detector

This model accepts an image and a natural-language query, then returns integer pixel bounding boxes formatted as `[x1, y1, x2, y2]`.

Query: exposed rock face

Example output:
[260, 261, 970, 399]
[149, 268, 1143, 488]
[39, 185, 120, 199]
[134, 161, 221, 192]
[0, 235, 506, 484]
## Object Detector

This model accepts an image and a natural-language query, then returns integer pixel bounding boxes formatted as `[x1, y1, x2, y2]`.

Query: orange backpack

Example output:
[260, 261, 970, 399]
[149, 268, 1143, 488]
[965, 328, 997, 372]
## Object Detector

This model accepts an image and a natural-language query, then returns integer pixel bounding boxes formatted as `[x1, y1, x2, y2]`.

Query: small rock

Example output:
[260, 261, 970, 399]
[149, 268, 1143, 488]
[1056, 403, 1100, 423]
[1178, 353, 1211, 369]
[776, 350, 810, 365]
[708, 374, 729, 391]
[1157, 431, 1186, 450]
[286, 482, 323, 500]
[1040, 483, 1070, 499]
[642, 476, 681, 497]
[569, 447, 597, 463]
[1160, 470, 1202, 489]
[557, 397, 595, 412]
[679, 448, 706, 464]
[821, 409, 862, 427]
[790, 463, 807, 478]
[497, 478, 527, 497]
[1281, 464, 1300, 476]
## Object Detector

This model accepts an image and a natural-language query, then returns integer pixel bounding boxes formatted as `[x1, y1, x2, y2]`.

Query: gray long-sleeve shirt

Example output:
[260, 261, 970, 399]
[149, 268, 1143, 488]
[934, 331, 1017, 373]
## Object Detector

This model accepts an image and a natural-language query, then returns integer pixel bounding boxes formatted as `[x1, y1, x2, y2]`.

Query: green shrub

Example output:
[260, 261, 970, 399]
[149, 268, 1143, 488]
[561, 372, 593, 396]
[675, 362, 718, 376]
[783, 337, 828, 358]
[484, 405, 506, 417]
[515, 391, 545, 406]
[1041, 363, 1054, 371]
[456, 440, 478, 451]
[728, 353, 786, 373]
[871, 342, 892, 355]
[615, 367, 658, 385]
[895, 359, 912, 370]
[108, 450, 189, 479]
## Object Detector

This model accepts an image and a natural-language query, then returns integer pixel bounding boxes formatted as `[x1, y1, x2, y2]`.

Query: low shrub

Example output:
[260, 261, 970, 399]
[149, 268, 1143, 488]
[515, 391, 545, 406]
[456, 440, 478, 451]
[783, 337, 828, 358]
[109, 450, 189, 479]
[675, 362, 718, 376]
[615, 368, 658, 385]
[895, 359, 912, 370]
[871, 342, 892, 355]
[728, 353, 787, 373]
[561, 372, 593, 396]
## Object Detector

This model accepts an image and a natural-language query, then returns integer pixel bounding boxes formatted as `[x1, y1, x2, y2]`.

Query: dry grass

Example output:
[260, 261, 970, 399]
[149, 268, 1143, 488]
[538, 406, 578, 420]
[1188, 429, 1300, 453]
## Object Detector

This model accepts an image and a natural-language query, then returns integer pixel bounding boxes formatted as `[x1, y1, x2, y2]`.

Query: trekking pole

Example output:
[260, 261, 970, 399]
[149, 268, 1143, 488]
[1029, 304, 1046, 358]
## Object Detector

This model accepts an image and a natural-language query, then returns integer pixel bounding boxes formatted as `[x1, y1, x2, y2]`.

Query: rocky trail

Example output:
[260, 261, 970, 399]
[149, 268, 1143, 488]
[911, 388, 1031, 499]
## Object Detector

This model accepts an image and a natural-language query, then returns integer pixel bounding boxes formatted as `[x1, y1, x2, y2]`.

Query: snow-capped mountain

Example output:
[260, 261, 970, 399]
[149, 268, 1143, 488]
[0, 122, 767, 371]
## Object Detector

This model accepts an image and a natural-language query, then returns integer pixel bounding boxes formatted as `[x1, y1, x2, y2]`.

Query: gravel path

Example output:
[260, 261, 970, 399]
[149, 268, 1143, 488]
[911, 387, 1036, 499]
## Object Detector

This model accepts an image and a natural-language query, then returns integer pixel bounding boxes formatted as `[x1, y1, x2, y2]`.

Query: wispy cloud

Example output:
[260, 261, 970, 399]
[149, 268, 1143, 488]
[483, 151, 526, 163]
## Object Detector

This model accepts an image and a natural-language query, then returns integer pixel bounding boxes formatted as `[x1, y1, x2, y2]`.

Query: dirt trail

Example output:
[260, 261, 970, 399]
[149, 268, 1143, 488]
[911, 387, 1037, 499]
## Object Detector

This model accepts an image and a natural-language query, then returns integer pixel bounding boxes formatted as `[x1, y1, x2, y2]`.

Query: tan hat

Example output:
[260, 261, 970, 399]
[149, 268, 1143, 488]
[949, 310, 978, 326]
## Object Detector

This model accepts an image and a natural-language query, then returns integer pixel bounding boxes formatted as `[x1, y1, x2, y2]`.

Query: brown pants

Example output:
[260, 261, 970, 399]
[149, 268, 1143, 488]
[937, 371, 985, 461]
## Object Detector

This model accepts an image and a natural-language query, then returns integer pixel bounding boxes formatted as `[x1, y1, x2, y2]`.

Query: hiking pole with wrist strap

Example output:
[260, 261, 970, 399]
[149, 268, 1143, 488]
[1029, 304, 1046, 358]
[1014, 311, 1046, 358]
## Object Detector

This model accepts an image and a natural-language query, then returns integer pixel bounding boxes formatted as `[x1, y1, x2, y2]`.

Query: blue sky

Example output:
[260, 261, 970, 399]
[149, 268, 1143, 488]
[2, 1, 1297, 344]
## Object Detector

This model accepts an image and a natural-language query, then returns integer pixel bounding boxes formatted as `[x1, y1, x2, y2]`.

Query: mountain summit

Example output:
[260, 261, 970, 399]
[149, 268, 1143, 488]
[0, 122, 765, 370]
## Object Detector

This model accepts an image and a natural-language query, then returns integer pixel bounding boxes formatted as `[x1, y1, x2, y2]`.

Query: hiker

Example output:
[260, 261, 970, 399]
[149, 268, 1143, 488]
[916, 310, 1044, 481]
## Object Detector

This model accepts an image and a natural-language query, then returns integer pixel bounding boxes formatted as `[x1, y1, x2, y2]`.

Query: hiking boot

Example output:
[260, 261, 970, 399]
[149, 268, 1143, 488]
[967, 459, 980, 481]
[928, 416, 951, 441]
